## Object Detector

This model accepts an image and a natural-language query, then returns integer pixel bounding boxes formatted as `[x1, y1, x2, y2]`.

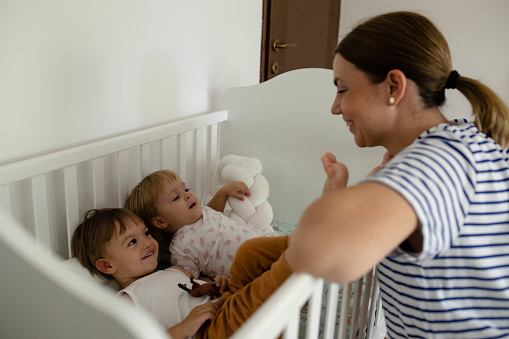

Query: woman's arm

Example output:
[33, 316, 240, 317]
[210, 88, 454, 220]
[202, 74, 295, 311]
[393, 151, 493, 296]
[285, 181, 419, 284]
[207, 181, 251, 213]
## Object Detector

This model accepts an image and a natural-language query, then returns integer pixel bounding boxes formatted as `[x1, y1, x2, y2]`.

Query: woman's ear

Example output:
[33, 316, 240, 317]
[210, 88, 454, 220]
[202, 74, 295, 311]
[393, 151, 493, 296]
[151, 216, 167, 230]
[386, 69, 407, 105]
[96, 259, 116, 275]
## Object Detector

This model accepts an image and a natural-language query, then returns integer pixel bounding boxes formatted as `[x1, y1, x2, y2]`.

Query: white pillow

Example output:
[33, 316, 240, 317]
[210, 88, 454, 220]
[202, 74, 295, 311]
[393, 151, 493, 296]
[61, 257, 121, 290]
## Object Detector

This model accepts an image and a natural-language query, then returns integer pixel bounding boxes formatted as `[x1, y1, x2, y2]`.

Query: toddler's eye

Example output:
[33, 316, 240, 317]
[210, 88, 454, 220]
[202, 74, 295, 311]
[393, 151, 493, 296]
[185, 188, 190, 192]
[173, 195, 180, 201]
[128, 239, 137, 246]
[145, 230, 151, 237]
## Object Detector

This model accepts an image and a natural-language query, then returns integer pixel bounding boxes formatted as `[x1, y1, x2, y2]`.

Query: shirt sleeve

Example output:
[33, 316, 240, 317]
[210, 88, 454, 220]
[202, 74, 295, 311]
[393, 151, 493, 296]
[367, 132, 477, 263]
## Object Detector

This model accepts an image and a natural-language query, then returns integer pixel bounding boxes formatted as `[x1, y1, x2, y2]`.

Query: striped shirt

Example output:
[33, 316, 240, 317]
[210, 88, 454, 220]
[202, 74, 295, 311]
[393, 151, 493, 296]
[368, 122, 509, 338]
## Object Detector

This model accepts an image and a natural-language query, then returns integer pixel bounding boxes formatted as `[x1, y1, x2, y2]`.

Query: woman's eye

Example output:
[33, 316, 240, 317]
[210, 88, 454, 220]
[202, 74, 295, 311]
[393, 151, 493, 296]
[128, 239, 137, 246]
[337, 89, 346, 95]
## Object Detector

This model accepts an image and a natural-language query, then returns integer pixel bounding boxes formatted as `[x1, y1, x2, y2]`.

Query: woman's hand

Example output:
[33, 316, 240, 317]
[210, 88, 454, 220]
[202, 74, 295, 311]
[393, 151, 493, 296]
[167, 302, 219, 339]
[321, 153, 349, 195]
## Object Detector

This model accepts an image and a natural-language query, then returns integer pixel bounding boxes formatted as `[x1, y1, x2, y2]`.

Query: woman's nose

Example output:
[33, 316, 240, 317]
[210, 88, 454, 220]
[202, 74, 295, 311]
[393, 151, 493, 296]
[331, 98, 341, 115]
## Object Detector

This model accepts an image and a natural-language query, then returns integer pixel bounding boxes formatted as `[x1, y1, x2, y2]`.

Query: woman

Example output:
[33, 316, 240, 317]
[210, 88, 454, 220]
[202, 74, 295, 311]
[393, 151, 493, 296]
[284, 11, 509, 338]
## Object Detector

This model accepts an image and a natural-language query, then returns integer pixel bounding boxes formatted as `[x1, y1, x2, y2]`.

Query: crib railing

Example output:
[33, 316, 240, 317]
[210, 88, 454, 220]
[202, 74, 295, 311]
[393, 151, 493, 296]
[0, 111, 227, 260]
[231, 268, 381, 339]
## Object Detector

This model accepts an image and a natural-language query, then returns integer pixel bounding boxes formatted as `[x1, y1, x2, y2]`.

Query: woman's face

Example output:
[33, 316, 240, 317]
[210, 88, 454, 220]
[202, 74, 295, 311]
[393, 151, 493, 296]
[331, 54, 390, 148]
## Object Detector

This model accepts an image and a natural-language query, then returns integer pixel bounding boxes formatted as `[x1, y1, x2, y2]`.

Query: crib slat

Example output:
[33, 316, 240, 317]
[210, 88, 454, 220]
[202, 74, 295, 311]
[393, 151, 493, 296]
[323, 283, 340, 339]
[202, 125, 213, 197]
[92, 158, 106, 208]
[305, 278, 324, 338]
[195, 128, 204, 201]
[358, 270, 374, 339]
[283, 307, 300, 339]
[141, 143, 151, 177]
[366, 269, 380, 338]
[0, 184, 12, 216]
[349, 278, 364, 339]
[117, 151, 129, 207]
[161, 136, 178, 170]
[31, 175, 51, 248]
[210, 123, 219, 174]
[179, 133, 187, 182]
[64, 166, 80, 257]
[128, 146, 143, 191]
[337, 282, 352, 339]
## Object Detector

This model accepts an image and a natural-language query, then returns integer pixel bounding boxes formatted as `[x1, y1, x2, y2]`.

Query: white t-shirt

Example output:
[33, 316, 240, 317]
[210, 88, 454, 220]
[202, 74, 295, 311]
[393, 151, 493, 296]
[117, 267, 211, 330]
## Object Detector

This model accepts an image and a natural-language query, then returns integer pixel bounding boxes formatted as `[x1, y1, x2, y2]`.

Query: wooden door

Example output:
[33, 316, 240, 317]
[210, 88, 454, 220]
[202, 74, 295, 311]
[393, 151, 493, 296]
[260, 0, 341, 81]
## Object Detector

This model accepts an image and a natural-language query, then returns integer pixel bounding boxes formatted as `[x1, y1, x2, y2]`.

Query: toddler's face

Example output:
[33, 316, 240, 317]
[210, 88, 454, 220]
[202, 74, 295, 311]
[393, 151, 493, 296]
[103, 219, 159, 283]
[154, 178, 202, 232]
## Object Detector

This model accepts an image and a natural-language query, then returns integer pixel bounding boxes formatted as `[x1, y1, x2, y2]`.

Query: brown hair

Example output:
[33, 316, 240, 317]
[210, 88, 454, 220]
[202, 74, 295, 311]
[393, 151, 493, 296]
[336, 11, 509, 147]
[124, 170, 179, 246]
[72, 208, 143, 279]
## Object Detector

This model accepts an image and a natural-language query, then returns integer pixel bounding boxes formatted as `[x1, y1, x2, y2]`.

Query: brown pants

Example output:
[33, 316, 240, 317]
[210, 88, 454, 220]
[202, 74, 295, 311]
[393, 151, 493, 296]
[197, 235, 292, 339]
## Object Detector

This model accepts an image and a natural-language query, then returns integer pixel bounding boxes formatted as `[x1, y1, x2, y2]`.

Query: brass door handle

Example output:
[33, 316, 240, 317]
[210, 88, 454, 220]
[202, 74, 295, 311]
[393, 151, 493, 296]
[273, 39, 298, 51]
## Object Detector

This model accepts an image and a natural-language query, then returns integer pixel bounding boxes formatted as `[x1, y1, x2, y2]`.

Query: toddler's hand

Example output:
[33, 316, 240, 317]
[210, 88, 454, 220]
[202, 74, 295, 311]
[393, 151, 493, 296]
[168, 302, 219, 339]
[213, 275, 229, 295]
[220, 181, 251, 201]
[321, 153, 349, 195]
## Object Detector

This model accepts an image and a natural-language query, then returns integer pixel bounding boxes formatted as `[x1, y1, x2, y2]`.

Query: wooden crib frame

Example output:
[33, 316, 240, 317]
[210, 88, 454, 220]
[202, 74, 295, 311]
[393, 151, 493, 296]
[0, 110, 383, 338]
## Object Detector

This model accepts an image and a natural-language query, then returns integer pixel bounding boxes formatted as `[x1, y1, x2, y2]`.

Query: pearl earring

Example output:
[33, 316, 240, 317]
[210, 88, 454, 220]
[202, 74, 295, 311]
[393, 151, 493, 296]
[389, 97, 395, 105]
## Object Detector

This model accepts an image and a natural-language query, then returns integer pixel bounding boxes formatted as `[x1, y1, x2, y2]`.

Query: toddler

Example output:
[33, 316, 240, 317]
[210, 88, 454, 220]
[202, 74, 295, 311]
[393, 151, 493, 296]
[124, 170, 275, 278]
[72, 208, 291, 338]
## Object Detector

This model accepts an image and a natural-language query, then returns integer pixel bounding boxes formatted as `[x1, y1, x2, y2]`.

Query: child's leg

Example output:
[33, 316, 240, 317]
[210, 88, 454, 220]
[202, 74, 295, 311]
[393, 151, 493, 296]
[228, 235, 290, 293]
[197, 236, 292, 339]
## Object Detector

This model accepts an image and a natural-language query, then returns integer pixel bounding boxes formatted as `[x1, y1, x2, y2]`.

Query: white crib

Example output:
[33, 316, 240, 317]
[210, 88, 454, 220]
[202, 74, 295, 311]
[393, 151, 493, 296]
[0, 68, 386, 338]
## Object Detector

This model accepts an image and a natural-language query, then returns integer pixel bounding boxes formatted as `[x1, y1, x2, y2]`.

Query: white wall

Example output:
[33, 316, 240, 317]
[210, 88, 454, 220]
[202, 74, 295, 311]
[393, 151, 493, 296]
[2, 1, 508, 166]
[339, 0, 509, 121]
[0, 0, 262, 164]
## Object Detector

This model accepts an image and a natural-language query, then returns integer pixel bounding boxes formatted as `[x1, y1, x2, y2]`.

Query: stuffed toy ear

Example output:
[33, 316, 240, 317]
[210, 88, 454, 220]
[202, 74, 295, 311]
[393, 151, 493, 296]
[209, 154, 274, 233]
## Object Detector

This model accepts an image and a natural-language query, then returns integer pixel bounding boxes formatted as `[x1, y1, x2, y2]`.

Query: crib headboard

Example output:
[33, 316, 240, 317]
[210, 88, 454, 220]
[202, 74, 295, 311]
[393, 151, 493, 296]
[0, 111, 227, 338]
[221, 68, 386, 224]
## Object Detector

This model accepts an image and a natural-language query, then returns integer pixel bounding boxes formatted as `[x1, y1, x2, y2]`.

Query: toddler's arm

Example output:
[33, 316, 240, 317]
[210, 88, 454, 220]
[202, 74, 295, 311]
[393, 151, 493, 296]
[207, 181, 251, 213]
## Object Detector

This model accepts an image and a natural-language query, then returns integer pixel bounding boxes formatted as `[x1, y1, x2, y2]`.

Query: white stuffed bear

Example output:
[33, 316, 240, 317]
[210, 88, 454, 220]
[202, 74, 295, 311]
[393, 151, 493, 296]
[208, 154, 274, 233]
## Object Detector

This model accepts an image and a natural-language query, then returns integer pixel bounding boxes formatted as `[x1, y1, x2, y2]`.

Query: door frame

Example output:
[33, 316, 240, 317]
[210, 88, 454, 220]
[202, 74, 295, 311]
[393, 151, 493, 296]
[260, 0, 341, 82]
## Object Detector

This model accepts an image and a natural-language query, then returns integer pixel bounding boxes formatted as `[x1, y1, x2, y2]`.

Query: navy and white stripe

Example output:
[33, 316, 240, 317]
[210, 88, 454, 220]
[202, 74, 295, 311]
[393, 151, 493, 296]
[368, 122, 509, 338]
